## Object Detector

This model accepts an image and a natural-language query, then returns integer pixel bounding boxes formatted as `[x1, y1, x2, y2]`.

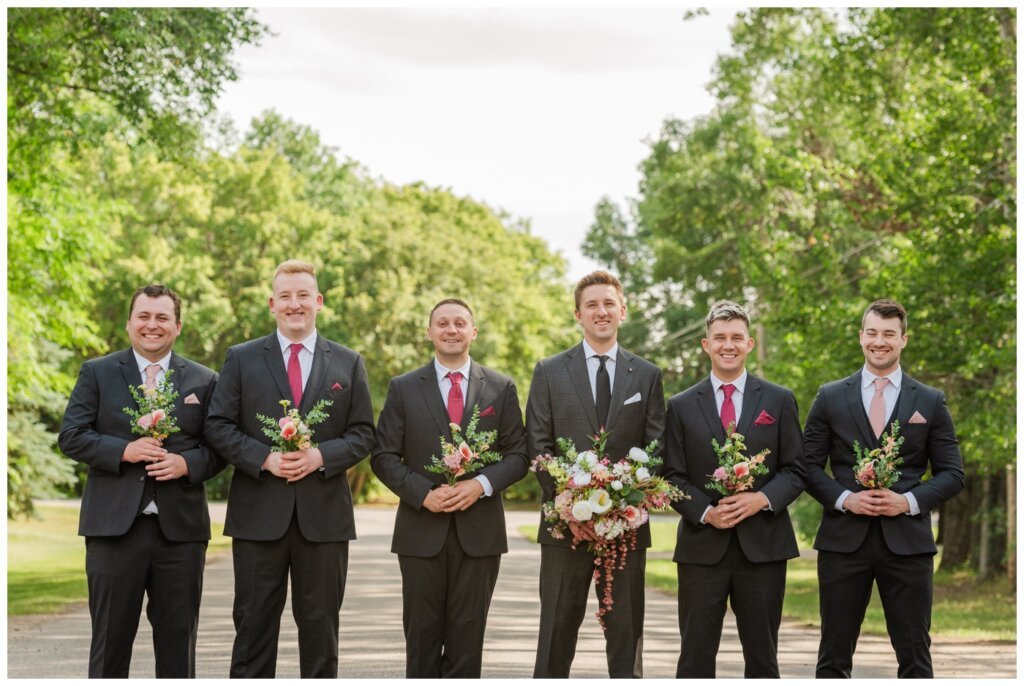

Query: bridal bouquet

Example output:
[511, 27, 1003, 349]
[853, 421, 904, 489]
[425, 406, 502, 486]
[257, 398, 332, 453]
[124, 369, 180, 441]
[706, 426, 770, 495]
[531, 430, 685, 628]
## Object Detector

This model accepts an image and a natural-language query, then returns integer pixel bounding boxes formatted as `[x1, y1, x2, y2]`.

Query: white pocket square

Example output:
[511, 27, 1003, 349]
[908, 411, 927, 424]
[184, 393, 201, 405]
[623, 392, 642, 406]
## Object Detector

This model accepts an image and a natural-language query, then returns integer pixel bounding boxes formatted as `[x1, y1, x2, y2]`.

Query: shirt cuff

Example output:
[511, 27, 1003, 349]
[474, 474, 493, 498]
[836, 490, 852, 512]
[762, 492, 774, 511]
[699, 504, 713, 525]
[904, 492, 920, 516]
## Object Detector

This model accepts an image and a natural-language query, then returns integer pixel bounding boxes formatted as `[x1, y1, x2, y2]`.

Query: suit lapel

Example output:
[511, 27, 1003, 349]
[736, 373, 762, 437]
[168, 352, 189, 408]
[418, 362, 453, 439]
[697, 378, 727, 442]
[893, 373, 918, 433]
[301, 335, 331, 413]
[843, 371, 877, 447]
[262, 334, 293, 404]
[461, 362, 487, 431]
[604, 348, 637, 432]
[566, 344, 600, 433]
[119, 349, 142, 409]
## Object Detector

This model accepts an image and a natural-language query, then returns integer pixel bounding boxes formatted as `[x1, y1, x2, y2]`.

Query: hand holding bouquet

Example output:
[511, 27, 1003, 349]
[706, 426, 770, 495]
[425, 406, 501, 486]
[853, 421, 904, 489]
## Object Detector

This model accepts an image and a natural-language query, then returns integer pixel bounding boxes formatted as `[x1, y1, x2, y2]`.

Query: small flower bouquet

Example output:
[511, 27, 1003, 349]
[425, 406, 502, 485]
[257, 398, 332, 453]
[124, 368, 180, 440]
[853, 421, 904, 489]
[531, 430, 685, 628]
[706, 425, 771, 495]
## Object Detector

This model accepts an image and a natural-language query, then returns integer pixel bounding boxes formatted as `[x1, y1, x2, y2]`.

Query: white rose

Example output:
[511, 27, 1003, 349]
[628, 447, 650, 463]
[576, 450, 599, 469]
[635, 466, 651, 482]
[571, 471, 592, 488]
[588, 489, 613, 514]
[611, 480, 624, 491]
[571, 500, 594, 521]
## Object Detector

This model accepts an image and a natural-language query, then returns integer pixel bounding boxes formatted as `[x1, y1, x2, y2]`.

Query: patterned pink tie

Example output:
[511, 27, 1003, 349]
[288, 343, 303, 408]
[869, 377, 889, 438]
[720, 383, 736, 433]
[447, 371, 464, 425]
[144, 364, 161, 390]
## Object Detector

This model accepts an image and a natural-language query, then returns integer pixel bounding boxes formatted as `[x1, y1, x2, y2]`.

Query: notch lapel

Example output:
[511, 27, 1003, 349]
[168, 352, 189, 409]
[844, 371, 877, 447]
[461, 362, 487, 431]
[697, 378, 727, 442]
[419, 363, 454, 440]
[736, 374, 762, 437]
[119, 349, 142, 409]
[566, 345, 600, 433]
[893, 374, 918, 434]
[300, 335, 331, 413]
[262, 334, 293, 405]
[604, 348, 637, 432]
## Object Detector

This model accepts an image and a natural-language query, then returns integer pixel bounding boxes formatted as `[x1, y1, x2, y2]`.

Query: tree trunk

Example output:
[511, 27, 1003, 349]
[978, 473, 992, 580]
[938, 469, 975, 571]
[1007, 464, 1016, 588]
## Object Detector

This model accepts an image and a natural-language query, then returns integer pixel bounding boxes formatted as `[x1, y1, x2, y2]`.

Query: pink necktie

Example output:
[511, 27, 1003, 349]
[447, 371, 464, 426]
[288, 343, 303, 408]
[869, 377, 889, 438]
[720, 383, 736, 433]
[144, 364, 161, 390]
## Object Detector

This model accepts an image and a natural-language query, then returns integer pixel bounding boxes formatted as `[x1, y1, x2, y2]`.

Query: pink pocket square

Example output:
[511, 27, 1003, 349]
[331, 382, 343, 391]
[479, 406, 496, 418]
[908, 411, 927, 424]
[754, 410, 775, 426]
[184, 393, 200, 405]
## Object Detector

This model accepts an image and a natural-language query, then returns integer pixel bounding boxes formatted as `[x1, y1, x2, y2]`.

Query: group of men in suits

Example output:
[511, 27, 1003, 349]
[60, 263, 963, 679]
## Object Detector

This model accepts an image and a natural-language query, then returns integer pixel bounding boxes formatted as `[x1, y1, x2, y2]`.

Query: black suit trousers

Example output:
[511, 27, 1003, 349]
[534, 544, 646, 678]
[676, 532, 786, 678]
[397, 520, 500, 677]
[816, 519, 934, 678]
[229, 513, 349, 678]
[85, 515, 206, 678]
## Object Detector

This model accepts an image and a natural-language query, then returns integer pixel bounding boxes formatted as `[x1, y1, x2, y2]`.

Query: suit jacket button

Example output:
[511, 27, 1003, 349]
[139, 476, 145, 482]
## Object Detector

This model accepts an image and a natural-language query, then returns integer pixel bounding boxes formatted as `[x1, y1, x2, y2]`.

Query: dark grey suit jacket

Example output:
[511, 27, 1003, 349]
[804, 369, 964, 555]
[661, 374, 806, 566]
[526, 343, 665, 548]
[59, 348, 222, 541]
[371, 360, 529, 557]
[204, 332, 376, 543]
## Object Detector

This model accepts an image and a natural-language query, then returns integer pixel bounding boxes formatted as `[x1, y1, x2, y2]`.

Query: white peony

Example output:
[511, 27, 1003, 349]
[628, 447, 650, 463]
[576, 450, 599, 469]
[588, 489, 613, 514]
[571, 470, 592, 488]
[635, 466, 651, 482]
[571, 500, 594, 521]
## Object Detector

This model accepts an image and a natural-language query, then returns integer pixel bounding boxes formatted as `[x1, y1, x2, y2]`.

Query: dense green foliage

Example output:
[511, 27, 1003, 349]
[587, 8, 1015, 571]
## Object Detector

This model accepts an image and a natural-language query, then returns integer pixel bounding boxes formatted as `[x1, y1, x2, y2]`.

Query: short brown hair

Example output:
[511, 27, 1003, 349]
[574, 270, 624, 310]
[705, 300, 749, 335]
[862, 298, 908, 334]
[429, 298, 474, 325]
[273, 259, 317, 288]
[129, 284, 182, 323]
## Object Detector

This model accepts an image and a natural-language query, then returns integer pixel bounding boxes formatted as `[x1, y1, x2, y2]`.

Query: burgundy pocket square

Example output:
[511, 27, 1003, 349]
[331, 382, 343, 391]
[479, 406, 496, 417]
[754, 410, 776, 426]
[908, 411, 927, 424]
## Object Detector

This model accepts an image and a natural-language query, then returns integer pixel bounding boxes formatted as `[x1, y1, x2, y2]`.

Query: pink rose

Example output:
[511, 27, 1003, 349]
[443, 452, 464, 473]
[623, 505, 645, 528]
[279, 417, 291, 428]
[280, 422, 298, 440]
[137, 413, 154, 430]
[733, 462, 750, 478]
[713, 467, 728, 482]
[457, 442, 474, 464]
[151, 409, 166, 424]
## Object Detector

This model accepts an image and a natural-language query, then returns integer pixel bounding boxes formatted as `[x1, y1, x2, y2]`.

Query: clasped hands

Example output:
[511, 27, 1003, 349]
[422, 480, 484, 513]
[844, 489, 910, 517]
[122, 436, 189, 481]
[705, 491, 770, 530]
[263, 448, 324, 482]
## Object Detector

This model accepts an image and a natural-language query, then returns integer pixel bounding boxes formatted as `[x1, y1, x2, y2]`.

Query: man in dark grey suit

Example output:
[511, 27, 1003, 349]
[804, 299, 964, 678]
[371, 298, 529, 677]
[205, 259, 375, 678]
[661, 300, 806, 678]
[59, 284, 222, 678]
[527, 270, 665, 678]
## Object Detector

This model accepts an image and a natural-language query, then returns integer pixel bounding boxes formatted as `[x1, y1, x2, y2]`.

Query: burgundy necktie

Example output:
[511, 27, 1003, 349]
[869, 377, 889, 438]
[288, 343, 304, 408]
[720, 383, 736, 433]
[144, 363, 161, 390]
[447, 371, 464, 425]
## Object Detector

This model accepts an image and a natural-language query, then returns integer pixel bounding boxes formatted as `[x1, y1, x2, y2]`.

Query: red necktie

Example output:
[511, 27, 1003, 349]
[447, 371, 464, 425]
[288, 343, 303, 408]
[721, 383, 736, 433]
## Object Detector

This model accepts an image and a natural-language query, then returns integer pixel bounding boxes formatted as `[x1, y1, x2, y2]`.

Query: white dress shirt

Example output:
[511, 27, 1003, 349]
[434, 357, 492, 497]
[582, 339, 618, 401]
[277, 329, 318, 391]
[132, 350, 172, 515]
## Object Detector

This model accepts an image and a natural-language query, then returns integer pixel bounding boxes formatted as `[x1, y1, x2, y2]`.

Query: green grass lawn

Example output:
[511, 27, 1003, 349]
[520, 519, 1016, 642]
[8, 503, 231, 616]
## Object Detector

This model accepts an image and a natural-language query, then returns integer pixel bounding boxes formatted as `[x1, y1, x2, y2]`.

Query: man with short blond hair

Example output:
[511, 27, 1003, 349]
[206, 259, 375, 678]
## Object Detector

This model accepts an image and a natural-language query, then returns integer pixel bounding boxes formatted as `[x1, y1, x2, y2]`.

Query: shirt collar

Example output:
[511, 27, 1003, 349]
[278, 328, 318, 355]
[582, 339, 618, 362]
[862, 365, 902, 391]
[133, 350, 172, 375]
[435, 357, 472, 383]
[710, 369, 747, 395]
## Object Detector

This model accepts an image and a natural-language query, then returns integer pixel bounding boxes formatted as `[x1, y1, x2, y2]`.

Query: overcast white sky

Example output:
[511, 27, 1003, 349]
[215, 7, 738, 280]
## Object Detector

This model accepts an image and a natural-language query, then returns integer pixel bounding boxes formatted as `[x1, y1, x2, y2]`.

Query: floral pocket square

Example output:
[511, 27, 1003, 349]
[331, 382, 344, 391]
[623, 392, 642, 405]
[183, 393, 201, 405]
[479, 405, 497, 417]
[908, 411, 927, 424]
[754, 410, 775, 426]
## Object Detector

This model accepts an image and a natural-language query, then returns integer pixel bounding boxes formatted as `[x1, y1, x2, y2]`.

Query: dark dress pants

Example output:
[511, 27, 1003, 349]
[397, 520, 501, 677]
[85, 514, 206, 678]
[230, 512, 349, 678]
[676, 532, 786, 678]
[816, 518, 935, 678]
[534, 543, 646, 678]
